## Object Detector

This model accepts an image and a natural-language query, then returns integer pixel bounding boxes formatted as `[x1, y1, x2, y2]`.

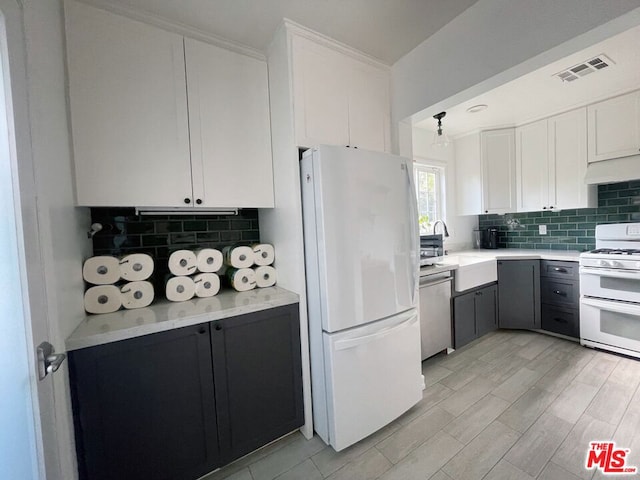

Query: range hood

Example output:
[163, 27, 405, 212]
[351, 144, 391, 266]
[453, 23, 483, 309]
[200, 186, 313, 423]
[585, 155, 640, 185]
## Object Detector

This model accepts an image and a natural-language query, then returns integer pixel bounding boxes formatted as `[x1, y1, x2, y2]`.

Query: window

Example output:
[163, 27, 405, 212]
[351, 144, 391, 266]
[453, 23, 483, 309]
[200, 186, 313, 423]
[414, 163, 445, 235]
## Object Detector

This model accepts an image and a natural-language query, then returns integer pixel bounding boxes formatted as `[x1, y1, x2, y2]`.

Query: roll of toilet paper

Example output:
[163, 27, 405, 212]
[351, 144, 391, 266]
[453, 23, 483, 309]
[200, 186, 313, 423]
[165, 276, 196, 302]
[195, 248, 223, 273]
[254, 265, 277, 288]
[83, 256, 121, 285]
[119, 253, 154, 281]
[168, 250, 197, 276]
[223, 245, 254, 269]
[84, 285, 122, 314]
[251, 243, 275, 266]
[225, 267, 256, 292]
[193, 273, 220, 298]
[120, 281, 154, 309]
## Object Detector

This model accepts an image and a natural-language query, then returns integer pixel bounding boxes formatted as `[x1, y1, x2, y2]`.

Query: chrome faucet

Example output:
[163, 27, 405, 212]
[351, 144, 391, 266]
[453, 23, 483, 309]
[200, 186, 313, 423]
[432, 220, 450, 237]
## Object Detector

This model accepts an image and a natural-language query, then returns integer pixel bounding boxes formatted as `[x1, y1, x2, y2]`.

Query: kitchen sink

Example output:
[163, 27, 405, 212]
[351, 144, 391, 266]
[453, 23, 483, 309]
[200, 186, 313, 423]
[437, 255, 497, 292]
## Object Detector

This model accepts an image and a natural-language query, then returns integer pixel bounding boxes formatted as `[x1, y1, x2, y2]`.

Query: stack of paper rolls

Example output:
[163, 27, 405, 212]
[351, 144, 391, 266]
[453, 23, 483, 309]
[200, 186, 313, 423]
[82, 254, 155, 314]
[219, 244, 277, 291]
[251, 244, 277, 288]
[165, 249, 223, 302]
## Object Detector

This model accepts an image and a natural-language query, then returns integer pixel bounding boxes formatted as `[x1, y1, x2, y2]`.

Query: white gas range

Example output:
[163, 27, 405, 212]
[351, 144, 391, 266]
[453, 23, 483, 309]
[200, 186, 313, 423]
[580, 223, 640, 358]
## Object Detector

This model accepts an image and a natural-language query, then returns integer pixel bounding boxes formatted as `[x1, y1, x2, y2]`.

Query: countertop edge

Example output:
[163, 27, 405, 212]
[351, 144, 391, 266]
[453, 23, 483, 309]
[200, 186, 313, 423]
[66, 287, 299, 352]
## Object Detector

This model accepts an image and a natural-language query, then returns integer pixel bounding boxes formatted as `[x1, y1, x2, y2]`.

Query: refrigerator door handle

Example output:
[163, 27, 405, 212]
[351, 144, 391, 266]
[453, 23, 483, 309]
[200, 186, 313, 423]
[334, 314, 418, 351]
[404, 162, 419, 306]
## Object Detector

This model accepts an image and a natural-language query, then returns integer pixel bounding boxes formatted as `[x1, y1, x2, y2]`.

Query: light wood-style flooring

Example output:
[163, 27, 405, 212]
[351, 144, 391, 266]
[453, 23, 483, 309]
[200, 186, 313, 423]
[202, 330, 640, 480]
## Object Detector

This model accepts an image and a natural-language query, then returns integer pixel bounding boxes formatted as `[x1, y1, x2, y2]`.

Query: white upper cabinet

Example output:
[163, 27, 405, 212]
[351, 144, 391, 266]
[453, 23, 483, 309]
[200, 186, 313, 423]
[549, 108, 596, 210]
[292, 34, 391, 152]
[481, 129, 516, 214]
[65, 1, 274, 208]
[588, 90, 640, 163]
[66, 0, 192, 207]
[347, 62, 390, 152]
[515, 108, 595, 212]
[184, 38, 274, 208]
[292, 36, 350, 148]
[455, 133, 483, 216]
[516, 119, 549, 212]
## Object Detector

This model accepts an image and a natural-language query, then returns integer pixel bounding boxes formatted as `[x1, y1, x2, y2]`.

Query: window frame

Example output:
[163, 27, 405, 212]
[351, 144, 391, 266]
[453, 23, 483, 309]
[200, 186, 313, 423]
[413, 159, 447, 235]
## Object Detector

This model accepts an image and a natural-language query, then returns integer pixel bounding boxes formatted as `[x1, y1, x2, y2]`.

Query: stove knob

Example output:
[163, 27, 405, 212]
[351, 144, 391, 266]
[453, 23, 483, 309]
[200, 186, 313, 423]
[610, 261, 622, 268]
[599, 260, 610, 267]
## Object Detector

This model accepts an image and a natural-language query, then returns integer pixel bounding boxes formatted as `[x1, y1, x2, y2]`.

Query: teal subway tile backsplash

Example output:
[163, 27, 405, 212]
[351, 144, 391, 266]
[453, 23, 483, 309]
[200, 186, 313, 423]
[478, 182, 640, 251]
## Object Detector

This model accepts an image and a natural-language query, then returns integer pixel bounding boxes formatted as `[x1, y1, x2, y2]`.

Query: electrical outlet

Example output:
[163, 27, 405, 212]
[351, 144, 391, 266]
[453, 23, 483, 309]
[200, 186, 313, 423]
[539, 225, 547, 235]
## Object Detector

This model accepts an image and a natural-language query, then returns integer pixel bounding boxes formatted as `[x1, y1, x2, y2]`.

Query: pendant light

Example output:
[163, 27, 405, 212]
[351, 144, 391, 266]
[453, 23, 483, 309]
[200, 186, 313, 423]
[432, 111, 450, 147]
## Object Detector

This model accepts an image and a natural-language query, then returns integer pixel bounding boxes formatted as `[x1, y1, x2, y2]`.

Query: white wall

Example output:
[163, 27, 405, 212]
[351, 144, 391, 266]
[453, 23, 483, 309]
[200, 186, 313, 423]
[412, 127, 477, 252]
[22, 1, 90, 478]
[392, 0, 640, 123]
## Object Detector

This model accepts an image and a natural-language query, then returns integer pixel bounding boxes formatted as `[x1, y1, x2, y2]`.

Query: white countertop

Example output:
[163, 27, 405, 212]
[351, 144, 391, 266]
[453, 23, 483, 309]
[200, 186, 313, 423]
[66, 286, 299, 351]
[422, 248, 581, 267]
[454, 248, 582, 262]
[419, 248, 580, 291]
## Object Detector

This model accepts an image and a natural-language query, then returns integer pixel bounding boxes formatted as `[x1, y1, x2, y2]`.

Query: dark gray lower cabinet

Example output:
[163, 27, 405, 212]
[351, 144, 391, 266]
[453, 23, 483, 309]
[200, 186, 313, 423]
[540, 260, 580, 338]
[498, 260, 541, 329]
[212, 305, 304, 463]
[476, 285, 498, 337]
[69, 324, 220, 480]
[453, 283, 497, 348]
[69, 304, 303, 480]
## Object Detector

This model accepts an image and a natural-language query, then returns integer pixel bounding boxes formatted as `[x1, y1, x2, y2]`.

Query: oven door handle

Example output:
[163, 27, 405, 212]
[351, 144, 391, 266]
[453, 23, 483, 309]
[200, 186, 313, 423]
[580, 267, 640, 280]
[581, 297, 640, 316]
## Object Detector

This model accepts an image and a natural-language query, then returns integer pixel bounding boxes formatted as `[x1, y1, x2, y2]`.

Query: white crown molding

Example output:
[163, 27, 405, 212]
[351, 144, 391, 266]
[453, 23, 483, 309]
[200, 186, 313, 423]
[71, 0, 266, 60]
[282, 18, 390, 71]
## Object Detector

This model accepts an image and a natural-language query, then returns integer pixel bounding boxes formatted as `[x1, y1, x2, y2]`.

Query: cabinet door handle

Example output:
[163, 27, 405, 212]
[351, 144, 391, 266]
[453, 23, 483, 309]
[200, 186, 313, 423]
[475, 291, 483, 296]
[553, 267, 567, 273]
[553, 290, 567, 296]
[184, 197, 191, 204]
[553, 317, 568, 324]
[198, 326, 206, 334]
[214, 323, 222, 331]
[196, 199, 202, 205]
[543, 206, 547, 210]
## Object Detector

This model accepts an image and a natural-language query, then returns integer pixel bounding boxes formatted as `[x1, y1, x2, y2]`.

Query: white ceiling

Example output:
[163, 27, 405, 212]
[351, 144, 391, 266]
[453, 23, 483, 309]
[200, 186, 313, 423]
[96, 0, 479, 64]
[415, 24, 640, 137]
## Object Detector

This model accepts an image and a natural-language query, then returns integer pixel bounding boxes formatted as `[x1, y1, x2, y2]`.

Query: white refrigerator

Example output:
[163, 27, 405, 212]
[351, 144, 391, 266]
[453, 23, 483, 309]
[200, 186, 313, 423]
[301, 145, 423, 451]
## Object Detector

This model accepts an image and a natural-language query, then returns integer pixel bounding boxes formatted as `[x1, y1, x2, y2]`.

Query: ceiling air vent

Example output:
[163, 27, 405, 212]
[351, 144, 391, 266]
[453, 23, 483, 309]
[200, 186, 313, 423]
[554, 54, 614, 83]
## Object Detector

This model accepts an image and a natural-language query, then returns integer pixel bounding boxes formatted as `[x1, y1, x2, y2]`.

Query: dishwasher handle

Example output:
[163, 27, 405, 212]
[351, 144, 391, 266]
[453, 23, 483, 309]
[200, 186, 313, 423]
[419, 275, 452, 288]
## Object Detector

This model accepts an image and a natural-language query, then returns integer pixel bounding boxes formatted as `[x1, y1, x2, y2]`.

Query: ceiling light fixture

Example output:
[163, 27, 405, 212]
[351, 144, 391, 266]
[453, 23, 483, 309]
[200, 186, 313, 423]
[432, 111, 450, 147]
[466, 104, 488, 113]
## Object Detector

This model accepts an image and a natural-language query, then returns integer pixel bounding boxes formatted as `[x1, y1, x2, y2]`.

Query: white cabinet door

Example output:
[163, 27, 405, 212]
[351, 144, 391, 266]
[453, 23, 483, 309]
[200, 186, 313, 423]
[347, 62, 391, 152]
[588, 90, 640, 163]
[455, 133, 483, 215]
[481, 129, 516, 214]
[185, 38, 274, 208]
[65, 1, 192, 207]
[292, 34, 391, 152]
[516, 119, 548, 212]
[292, 36, 350, 149]
[549, 108, 596, 210]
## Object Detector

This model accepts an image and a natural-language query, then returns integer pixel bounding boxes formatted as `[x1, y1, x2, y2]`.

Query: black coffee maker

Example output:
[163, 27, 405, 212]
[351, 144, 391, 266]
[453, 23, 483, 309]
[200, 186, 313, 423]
[481, 227, 499, 249]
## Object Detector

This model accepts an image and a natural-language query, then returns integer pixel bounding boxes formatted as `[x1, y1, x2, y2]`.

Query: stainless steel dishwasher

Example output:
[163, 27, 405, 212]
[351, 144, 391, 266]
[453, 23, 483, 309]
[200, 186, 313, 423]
[419, 269, 453, 360]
